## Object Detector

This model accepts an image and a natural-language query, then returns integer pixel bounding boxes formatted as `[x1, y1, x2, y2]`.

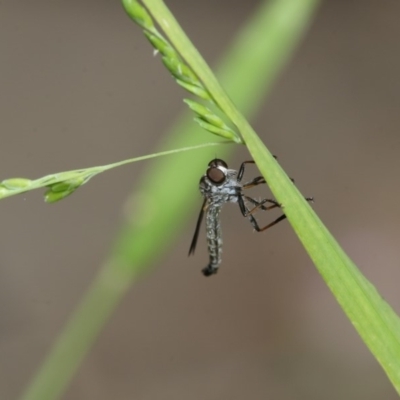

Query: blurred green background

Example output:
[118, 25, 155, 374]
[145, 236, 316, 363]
[1, 0, 400, 399]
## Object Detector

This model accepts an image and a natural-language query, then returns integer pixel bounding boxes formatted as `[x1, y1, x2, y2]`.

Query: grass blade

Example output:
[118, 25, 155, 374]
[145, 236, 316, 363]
[144, 0, 400, 393]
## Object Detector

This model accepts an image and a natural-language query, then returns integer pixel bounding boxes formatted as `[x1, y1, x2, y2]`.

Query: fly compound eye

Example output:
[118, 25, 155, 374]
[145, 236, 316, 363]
[207, 166, 226, 185]
[208, 159, 228, 169]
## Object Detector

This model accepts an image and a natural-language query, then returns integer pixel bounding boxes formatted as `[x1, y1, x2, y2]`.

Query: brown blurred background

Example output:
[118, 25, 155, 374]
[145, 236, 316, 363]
[1, 0, 400, 399]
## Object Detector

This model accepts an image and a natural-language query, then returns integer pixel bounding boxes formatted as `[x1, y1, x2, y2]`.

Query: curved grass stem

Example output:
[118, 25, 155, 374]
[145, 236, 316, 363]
[139, 0, 400, 393]
[0, 142, 227, 202]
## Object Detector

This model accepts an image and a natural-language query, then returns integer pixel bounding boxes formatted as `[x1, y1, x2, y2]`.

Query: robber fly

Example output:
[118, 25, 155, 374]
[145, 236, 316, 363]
[189, 159, 302, 277]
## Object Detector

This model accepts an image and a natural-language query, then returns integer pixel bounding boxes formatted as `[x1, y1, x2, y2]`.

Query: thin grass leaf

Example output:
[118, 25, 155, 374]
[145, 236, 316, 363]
[122, 0, 243, 144]
[143, 0, 400, 393]
[193, 117, 237, 141]
[0, 143, 224, 202]
[1, 177, 32, 189]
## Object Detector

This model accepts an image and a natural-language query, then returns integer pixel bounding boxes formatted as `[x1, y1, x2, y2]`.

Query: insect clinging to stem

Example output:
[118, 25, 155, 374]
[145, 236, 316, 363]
[189, 158, 313, 276]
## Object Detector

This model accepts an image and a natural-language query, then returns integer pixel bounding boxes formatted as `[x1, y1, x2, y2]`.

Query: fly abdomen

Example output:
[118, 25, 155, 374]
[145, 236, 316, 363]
[203, 205, 223, 276]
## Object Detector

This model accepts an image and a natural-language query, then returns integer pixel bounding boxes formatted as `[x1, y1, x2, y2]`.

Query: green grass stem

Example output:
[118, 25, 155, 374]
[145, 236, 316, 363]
[142, 0, 400, 393]
[0, 142, 226, 202]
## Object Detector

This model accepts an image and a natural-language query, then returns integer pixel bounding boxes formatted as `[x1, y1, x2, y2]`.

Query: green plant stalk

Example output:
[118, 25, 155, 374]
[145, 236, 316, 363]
[20, 1, 346, 399]
[0, 142, 225, 201]
[144, 0, 400, 392]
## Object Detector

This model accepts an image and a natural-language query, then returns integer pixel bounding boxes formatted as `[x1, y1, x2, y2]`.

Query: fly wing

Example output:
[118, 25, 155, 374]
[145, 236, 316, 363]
[188, 198, 207, 256]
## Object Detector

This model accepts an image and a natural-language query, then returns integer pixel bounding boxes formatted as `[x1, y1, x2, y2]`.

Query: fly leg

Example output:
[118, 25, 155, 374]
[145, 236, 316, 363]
[238, 159, 299, 187]
[238, 195, 280, 216]
[238, 195, 287, 232]
[248, 212, 287, 232]
[238, 195, 314, 232]
[237, 160, 257, 182]
[237, 156, 279, 183]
